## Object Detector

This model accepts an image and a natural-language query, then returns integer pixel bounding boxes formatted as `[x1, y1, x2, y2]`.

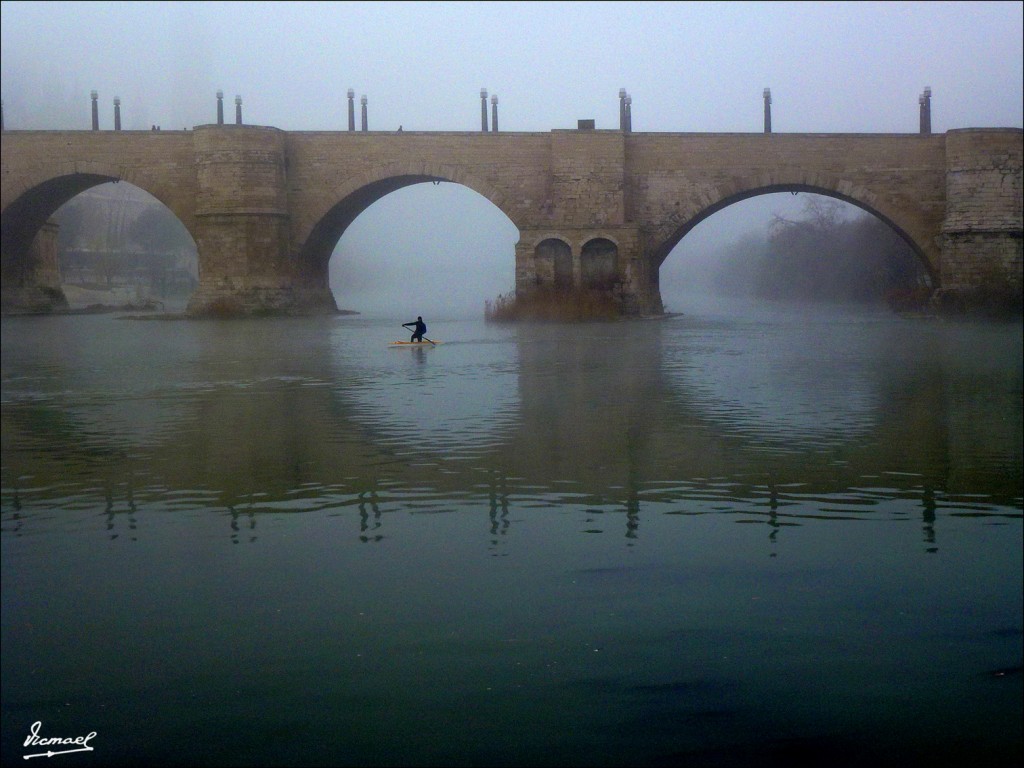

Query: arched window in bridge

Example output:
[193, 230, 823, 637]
[581, 238, 618, 290]
[534, 238, 573, 290]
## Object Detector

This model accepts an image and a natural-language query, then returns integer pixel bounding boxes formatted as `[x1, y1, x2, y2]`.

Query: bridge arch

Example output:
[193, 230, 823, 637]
[2, 159, 198, 255]
[295, 161, 522, 272]
[318, 176, 520, 317]
[649, 176, 940, 285]
[2, 170, 199, 278]
[1, 168, 199, 311]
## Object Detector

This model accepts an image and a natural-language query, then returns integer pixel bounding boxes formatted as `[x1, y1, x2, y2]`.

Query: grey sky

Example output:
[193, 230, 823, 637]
[2, 1, 1022, 318]
[3, 1, 1021, 133]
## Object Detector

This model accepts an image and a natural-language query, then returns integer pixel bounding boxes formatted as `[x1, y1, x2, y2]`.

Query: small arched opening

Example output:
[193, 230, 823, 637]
[581, 238, 619, 291]
[534, 238, 573, 290]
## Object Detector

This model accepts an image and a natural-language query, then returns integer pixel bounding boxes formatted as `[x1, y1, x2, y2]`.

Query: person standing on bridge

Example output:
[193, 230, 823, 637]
[403, 316, 427, 343]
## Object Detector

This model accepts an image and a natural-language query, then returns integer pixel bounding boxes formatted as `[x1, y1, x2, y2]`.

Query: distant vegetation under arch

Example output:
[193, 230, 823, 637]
[52, 182, 198, 309]
[662, 193, 933, 313]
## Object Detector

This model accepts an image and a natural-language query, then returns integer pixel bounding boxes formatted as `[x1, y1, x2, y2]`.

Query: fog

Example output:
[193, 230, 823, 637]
[4, 2, 1021, 133]
[327, 185, 819, 319]
[2, 1, 1021, 318]
[329, 183, 519, 320]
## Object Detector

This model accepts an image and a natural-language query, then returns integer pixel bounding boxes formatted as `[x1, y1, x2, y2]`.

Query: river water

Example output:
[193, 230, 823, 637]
[1, 298, 1021, 767]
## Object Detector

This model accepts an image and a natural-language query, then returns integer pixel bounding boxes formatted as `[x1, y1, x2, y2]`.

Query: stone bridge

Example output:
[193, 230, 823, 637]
[2, 124, 1021, 315]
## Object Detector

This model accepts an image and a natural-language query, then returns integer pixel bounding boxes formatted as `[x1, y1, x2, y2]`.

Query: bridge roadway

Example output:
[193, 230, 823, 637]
[2, 124, 1021, 314]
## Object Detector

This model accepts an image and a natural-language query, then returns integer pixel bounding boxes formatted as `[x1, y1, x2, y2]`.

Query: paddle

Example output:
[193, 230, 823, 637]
[401, 325, 436, 345]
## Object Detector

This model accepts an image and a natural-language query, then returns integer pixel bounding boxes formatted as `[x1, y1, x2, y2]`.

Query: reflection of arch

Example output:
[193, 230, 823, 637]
[582, 238, 618, 289]
[650, 182, 938, 283]
[535, 238, 573, 289]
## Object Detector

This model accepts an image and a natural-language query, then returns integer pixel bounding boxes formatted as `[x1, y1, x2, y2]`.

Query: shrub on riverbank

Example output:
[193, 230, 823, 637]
[485, 289, 620, 322]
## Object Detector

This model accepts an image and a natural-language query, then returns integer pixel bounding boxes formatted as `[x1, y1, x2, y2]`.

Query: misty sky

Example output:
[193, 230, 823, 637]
[2, 1, 1022, 318]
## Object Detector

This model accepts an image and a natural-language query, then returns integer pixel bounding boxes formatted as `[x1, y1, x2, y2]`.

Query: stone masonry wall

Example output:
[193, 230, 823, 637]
[188, 125, 337, 315]
[625, 132, 948, 274]
[548, 130, 626, 228]
[940, 129, 1023, 296]
[0, 130, 198, 235]
[4, 126, 1022, 316]
[286, 131, 554, 260]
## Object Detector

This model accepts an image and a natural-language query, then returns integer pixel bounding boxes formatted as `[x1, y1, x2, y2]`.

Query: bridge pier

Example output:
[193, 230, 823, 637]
[0, 220, 68, 313]
[514, 226, 664, 316]
[186, 125, 338, 316]
[936, 129, 1023, 314]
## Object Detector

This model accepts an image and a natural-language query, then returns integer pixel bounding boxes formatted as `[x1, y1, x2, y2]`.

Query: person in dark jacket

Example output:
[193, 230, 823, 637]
[403, 316, 427, 342]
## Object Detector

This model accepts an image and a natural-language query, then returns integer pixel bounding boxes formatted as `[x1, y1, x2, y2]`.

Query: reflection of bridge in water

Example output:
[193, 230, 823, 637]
[2, 124, 1020, 315]
[3, 318, 1018, 547]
